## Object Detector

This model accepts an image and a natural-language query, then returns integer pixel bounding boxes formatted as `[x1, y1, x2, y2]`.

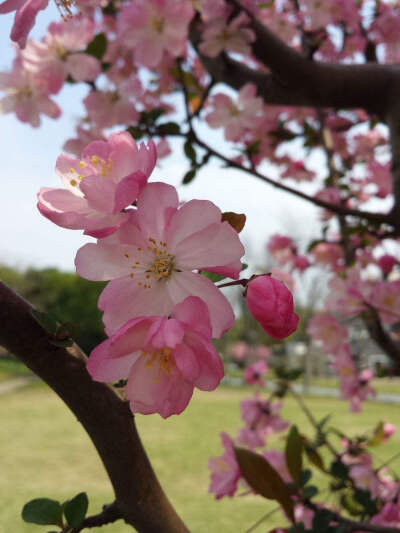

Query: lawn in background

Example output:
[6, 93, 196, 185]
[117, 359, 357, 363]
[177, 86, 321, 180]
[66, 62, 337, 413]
[2, 382, 400, 533]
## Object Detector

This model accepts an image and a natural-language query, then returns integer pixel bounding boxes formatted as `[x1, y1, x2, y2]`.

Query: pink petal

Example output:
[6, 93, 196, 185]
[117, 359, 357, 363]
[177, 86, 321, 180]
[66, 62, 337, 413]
[126, 356, 194, 418]
[167, 271, 234, 338]
[87, 338, 138, 382]
[80, 175, 116, 213]
[109, 317, 155, 358]
[0, 0, 25, 14]
[174, 221, 245, 271]
[137, 182, 178, 241]
[147, 317, 185, 349]
[75, 242, 135, 281]
[99, 276, 175, 335]
[37, 187, 90, 229]
[113, 172, 143, 214]
[166, 199, 221, 249]
[184, 331, 224, 390]
[170, 296, 212, 338]
[173, 342, 200, 383]
[11, 0, 48, 48]
[202, 260, 243, 280]
[66, 53, 101, 82]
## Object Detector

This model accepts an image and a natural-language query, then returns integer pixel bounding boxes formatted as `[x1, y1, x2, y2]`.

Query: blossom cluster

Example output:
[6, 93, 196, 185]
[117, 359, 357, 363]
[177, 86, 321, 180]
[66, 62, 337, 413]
[37, 131, 299, 417]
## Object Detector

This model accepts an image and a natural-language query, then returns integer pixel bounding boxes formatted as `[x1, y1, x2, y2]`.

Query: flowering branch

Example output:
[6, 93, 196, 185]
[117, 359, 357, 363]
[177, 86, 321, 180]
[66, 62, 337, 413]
[224, 0, 398, 115]
[0, 282, 189, 533]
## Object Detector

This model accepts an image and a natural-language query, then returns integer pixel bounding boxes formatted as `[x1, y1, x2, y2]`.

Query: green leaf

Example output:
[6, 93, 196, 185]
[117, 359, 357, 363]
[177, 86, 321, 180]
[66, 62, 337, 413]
[285, 426, 303, 486]
[368, 421, 385, 446]
[64, 492, 89, 528]
[299, 469, 312, 487]
[157, 122, 181, 135]
[31, 309, 58, 335]
[22, 499, 63, 527]
[126, 126, 144, 140]
[182, 169, 197, 184]
[201, 271, 226, 283]
[304, 446, 325, 473]
[85, 33, 107, 60]
[330, 459, 349, 479]
[303, 485, 318, 500]
[184, 141, 196, 164]
[312, 509, 333, 532]
[234, 447, 295, 523]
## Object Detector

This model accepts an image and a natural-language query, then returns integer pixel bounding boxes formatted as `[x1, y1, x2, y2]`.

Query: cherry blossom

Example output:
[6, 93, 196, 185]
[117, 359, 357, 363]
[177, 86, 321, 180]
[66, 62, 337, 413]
[209, 432, 241, 499]
[118, 0, 194, 68]
[38, 131, 156, 237]
[199, 12, 255, 58]
[88, 297, 224, 417]
[22, 18, 100, 94]
[244, 359, 268, 386]
[75, 182, 245, 338]
[0, 54, 60, 127]
[205, 84, 263, 142]
[245, 275, 299, 339]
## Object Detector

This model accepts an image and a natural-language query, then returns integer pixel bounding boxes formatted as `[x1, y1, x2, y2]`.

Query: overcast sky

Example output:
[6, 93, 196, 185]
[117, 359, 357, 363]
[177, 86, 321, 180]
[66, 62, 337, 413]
[0, 7, 321, 273]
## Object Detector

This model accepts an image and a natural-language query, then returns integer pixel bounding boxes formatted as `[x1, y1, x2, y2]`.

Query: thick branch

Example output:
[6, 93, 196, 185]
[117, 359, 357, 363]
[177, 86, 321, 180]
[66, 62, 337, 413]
[224, 0, 400, 114]
[387, 102, 400, 220]
[0, 282, 189, 533]
[363, 310, 400, 368]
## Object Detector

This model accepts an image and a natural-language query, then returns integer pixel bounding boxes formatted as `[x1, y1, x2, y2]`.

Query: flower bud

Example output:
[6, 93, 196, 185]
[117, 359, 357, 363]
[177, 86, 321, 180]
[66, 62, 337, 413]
[245, 275, 299, 339]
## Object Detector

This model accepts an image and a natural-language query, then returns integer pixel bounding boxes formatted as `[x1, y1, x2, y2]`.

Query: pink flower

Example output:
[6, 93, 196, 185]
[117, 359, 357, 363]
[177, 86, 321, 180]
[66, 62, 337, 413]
[307, 313, 349, 354]
[378, 254, 397, 276]
[209, 432, 241, 499]
[75, 182, 245, 338]
[349, 455, 380, 498]
[293, 255, 309, 271]
[281, 160, 315, 182]
[118, 0, 194, 68]
[368, 281, 400, 325]
[245, 275, 299, 339]
[83, 78, 142, 129]
[0, 54, 60, 127]
[205, 84, 263, 142]
[22, 18, 101, 94]
[269, 269, 295, 292]
[371, 503, 400, 527]
[244, 360, 268, 386]
[63, 125, 105, 157]
[237, 394, 289, 448]
[38, 131, 156, 238]
[87, 297, 224, 418]
[267, 234, 296, 264]
[199, 11, 255, 57]
[0, 0, 49, 48]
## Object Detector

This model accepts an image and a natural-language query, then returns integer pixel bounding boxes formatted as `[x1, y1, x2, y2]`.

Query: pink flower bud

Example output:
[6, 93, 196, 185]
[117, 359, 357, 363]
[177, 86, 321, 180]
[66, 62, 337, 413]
[378, 254, 397, 275]
[245, 275, 299, 339]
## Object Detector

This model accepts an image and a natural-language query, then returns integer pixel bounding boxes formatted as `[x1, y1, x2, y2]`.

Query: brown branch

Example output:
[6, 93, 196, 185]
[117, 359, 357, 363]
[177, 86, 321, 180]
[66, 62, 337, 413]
[72, 502, 121, 532]
[188, 129, 392, 226]
[363, 308, 400, 368]
[223, 0, 399, 115]
[0, 282, 189, 533]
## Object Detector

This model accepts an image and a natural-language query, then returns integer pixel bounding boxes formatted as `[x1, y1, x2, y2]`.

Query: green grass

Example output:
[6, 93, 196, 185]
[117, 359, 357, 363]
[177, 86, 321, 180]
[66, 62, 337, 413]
[0, 358, 33, 382]
[2, 384, 400, 533]
[308, 376, 400, 395]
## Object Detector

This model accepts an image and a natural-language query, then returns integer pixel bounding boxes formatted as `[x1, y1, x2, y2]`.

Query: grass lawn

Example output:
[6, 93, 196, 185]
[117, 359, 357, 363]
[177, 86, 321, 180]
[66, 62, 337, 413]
[2, 382, 400, 533]
[0, 358, 33, 382]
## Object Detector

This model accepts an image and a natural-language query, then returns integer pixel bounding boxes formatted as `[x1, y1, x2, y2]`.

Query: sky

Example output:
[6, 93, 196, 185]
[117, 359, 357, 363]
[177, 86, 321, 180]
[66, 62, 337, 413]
[0, 7, 321, 273]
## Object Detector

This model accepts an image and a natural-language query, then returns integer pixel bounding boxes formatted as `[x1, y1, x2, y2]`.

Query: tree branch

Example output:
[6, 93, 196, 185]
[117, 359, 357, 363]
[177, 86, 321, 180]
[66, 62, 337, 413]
[0, 282, 189, 533]
[223, 0, 400, 115]
[73, 502, 122, 532]
[363, 308, 400, 368]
